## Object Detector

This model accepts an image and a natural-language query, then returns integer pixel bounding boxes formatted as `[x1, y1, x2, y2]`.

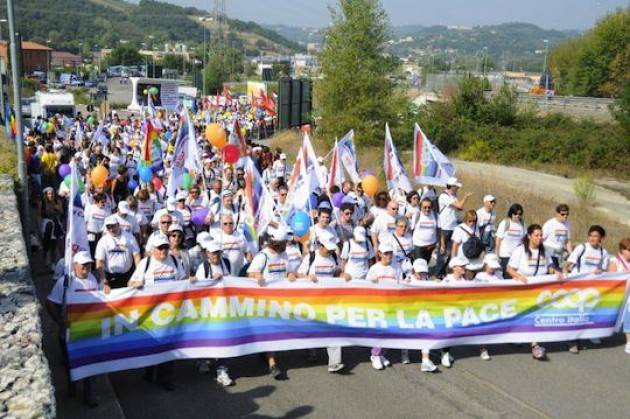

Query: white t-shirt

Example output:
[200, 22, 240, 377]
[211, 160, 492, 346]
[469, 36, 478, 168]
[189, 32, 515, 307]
[442, 273, 466, 283]
[496, 220, 525, 258]
[476, 207, 496, 235]
[286, 243, 303, 274]
[372, 212, 396, 243]
[508, 245, 552, 277]
[297, 252, 338, 277]
[474, 271, 503, 282]
[95, 231, 140, 274]
[341, 240, 374, 280]
[113, 213, 140, 235]
[366, 263, 401, 283]
[219, 232, 248, 276]
[542, 217, 571, 256]
[131, 256, 187, 285]
[195, 259, 230, 281]
[137, 199, 156, 220]
[389, 232, 414, 272]
[567, 243, 610, 274]
[412, 211, 438, 247]
[309, 224, 338, 252]
[438, 192, 458, 231]
[247, 248, 290, 281]
[85, 204, 111, 234]
[48, 273, 100, 304]
[452, 223, 483, 269]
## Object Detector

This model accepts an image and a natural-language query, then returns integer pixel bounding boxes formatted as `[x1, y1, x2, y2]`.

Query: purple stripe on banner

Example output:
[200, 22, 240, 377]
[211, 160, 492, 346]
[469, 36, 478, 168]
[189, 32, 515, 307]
[69, 322, 614, 369]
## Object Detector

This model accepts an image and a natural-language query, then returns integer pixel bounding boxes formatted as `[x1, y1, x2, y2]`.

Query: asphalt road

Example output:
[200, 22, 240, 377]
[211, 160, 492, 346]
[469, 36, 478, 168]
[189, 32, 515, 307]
[104, 337, 630, 419]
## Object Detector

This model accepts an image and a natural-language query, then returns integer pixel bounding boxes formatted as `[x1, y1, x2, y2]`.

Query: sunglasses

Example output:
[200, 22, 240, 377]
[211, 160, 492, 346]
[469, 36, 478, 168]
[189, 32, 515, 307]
[559, 212, 569, 216]
[343, 211, 353, 216]
[106, 224, 118, 229]
[161, 221, 172, 225]
[170, 232, 183, 237]
[157, 245, 170, 251]
[421, 206, 432, 210]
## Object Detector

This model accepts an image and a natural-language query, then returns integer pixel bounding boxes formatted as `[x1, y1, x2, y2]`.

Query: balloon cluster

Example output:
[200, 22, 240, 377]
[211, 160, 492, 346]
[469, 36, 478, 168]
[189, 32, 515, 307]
[205, 123, 241, 165]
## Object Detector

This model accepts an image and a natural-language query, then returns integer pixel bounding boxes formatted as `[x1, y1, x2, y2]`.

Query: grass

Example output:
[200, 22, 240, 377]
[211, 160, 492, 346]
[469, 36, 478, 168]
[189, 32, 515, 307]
[268, 129, 630, 253]
[0, 133, 18, 182]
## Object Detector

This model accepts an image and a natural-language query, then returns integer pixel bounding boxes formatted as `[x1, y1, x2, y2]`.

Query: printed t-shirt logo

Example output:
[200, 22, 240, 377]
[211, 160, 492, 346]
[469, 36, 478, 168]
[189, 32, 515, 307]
[267, 262, 287, 274]
[153, 267, 177, 282]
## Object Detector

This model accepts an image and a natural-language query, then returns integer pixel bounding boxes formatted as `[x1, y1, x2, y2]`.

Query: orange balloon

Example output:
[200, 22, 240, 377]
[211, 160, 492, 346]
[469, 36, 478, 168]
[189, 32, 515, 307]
[362, 175, 379, 197]
[205, 123, 227, 148]
[91, 166, 109, 187]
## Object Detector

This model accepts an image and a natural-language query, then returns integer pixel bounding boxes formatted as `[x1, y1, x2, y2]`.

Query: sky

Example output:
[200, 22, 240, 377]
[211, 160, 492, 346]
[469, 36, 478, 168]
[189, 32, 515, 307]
[159, 0, 628, 30]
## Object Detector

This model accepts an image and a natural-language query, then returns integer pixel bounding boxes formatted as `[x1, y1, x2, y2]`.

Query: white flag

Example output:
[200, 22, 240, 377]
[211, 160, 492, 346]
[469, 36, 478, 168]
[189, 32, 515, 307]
[384, 123, 413, 192]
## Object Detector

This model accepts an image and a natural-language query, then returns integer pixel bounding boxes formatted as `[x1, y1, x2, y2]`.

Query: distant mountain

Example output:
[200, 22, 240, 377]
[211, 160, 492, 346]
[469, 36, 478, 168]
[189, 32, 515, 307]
[389, 22, 579, 59]
[263, 24, 324, 45]
[0, 0, 302, 54]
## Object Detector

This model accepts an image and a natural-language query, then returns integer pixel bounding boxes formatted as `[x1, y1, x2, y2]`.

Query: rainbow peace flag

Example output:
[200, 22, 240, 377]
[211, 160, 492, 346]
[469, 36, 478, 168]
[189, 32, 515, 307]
[65, 274, 629, 380]
[4, 102, 16, 140]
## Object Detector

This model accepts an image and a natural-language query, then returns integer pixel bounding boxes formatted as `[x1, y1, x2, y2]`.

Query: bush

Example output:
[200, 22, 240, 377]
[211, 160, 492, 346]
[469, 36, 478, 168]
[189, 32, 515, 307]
[574, 175, 597, 202]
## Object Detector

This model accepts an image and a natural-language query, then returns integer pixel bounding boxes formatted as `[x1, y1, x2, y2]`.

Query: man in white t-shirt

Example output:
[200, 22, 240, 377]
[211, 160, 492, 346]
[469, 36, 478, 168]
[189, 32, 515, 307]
[309, 207, 338, 252]
[371, 200, 399, 251]
[435, 177, 472, 277]
[113, 201, 141, 242]
[542, 204, 573, 269]
[476, 195, 497, 252]
[46, 251, 100, 407]
[95, 216, 141, 291]
[341, 226, 375, 280]
[218, 214, 251, 276]
[564, 225, 609, 275]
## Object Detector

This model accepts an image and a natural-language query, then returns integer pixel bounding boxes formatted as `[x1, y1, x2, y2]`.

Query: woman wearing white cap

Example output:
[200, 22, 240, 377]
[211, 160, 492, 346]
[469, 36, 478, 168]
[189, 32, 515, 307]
[451, 210, 485, 278]
[412, 198, 439, 265]
[46, 251, 100, 407]
[476, 195, 497, 252]
[475, 254, 504, 282]
[247, 224, 296, 380]
[506, 224, 562, 360]
[168, 224, 193, 278]
[389, 216, 414, 277]
[400, 259, 439, 372]
[340, 226, 375, 281]
[85, 193, 111, 257]
[366, 242, 403, 370]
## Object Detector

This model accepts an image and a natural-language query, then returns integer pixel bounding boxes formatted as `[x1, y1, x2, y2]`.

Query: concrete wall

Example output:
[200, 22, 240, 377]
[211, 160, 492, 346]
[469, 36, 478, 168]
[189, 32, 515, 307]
[0, 175, 55, 418]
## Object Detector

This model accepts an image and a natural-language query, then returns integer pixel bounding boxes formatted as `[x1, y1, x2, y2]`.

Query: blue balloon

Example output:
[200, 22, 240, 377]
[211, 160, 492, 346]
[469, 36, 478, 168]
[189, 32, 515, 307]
[127, 179, 138, 191]
[139, 166, 153, 183]
[291, 211, 311, 237]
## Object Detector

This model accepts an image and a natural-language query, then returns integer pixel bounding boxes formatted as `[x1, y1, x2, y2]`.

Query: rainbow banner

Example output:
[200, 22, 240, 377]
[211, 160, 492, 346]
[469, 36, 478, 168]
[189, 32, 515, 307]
[66, 274, 629, 380]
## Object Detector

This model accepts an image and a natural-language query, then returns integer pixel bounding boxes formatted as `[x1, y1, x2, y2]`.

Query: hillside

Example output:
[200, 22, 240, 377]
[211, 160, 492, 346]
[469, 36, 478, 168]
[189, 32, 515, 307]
[0, 0, 301, 55]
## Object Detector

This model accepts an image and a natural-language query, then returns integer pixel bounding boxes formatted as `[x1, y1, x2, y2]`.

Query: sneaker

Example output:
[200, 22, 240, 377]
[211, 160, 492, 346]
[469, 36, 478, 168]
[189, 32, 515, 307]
[625, 343, 630, 354]
[216, 367, 233, 387]
[480, 349, 491, 361]
[370, 355, 384, 370]
[401, 350, 411, 365]
[568, 343, 579, 354]
[380, 356, 391, 367]
[269, 365, 283, 380]
[441, 352, 452, 368]
[196, 360, 211, 374]
[327, 363, 344, 373]
[532, 344, 547, 360]
[590, 338, 602, 345]
[420, 359, 438, 372]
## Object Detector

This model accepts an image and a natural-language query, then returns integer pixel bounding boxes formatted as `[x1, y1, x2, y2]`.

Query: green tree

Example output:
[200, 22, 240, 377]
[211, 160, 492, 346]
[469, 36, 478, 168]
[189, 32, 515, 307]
[162, 54, 183, 70]
[315, 0, 405, 145]
[203, 47, 244, 94]
[107, 45, 143, 66]
[271, 62, 290, 80]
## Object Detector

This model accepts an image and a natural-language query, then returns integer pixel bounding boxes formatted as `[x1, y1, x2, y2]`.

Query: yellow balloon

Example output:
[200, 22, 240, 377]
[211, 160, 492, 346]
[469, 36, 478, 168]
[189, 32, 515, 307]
[205, 123, 227, 148]
[361, 175, 379, 197]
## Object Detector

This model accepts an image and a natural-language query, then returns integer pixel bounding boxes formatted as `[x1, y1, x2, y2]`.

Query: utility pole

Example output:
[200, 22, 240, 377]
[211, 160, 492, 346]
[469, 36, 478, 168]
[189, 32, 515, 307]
[542, 39, 550, 106]
[6, 0, 30, 242]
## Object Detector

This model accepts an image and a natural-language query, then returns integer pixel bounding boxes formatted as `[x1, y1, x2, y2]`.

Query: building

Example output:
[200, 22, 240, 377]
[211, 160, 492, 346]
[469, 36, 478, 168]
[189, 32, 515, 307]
[51, 51, 81, 69]
[0, 40, 51, 75]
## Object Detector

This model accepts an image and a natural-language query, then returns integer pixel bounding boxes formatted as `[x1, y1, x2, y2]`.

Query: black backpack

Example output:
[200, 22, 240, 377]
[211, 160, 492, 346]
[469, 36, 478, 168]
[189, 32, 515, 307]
[202, 258, 232, 279]
[460, 224, 485, 259]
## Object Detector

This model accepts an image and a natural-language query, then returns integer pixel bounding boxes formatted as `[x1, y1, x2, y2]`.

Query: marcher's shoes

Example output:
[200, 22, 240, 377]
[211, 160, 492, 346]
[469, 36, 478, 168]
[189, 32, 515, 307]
[269, 365, 283, 380]
[216, 367, 234, 386]
[401, 350, 411, 364]
[421, 360, 438, 372]
[441, 352, 452, 368]
[370, 355, 384, 370]
[327, 363, 344, 373]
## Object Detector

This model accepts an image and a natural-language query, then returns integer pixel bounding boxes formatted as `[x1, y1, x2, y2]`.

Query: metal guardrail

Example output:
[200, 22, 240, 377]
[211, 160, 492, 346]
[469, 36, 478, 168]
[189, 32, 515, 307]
[516, 94, 616, 111]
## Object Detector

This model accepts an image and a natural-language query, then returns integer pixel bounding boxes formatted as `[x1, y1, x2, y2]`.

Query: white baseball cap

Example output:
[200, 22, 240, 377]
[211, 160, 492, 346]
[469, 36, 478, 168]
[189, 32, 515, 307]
[268, 225, 289, 241]
[353, 226, 367, 243]
[176, 191, 188, 201]
[203, 240, 222, 253]
[483, 194, 496, 203]
[153, 235, 170, 248]
[104, 215, 119, 226]
[117, 201, 129, 214]
[279, 153, 287, 159]
[482, 253, 501, 270]
[168, 223, 183, 233]
[449, 256, 469, 268]
[446, 177, 462, 188]
[221, 190, 233, 198]
[74, 251, 93, 265]
[413, 259, 429, 273]
[319, 235, 338, 251]
[378, 242, 394, 253]
[197, 231, 210, 244]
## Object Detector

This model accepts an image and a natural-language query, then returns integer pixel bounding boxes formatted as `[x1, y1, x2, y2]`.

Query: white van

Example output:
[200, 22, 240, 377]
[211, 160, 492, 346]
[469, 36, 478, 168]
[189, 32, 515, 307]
[30, 91, 76, 124]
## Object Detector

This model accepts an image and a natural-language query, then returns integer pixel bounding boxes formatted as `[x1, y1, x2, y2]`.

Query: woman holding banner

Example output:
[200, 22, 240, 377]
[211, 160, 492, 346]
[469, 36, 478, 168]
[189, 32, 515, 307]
[608, 238, 630, 354]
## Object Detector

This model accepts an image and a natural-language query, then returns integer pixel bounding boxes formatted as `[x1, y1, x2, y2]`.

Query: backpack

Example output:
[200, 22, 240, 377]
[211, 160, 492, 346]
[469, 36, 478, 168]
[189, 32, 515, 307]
[575, 243, 604, 273]
[307, 251, 339, 275]
[142, 255, 179, 279]
[238, 252, 268, 277]
[202, 258, 232, 279]
[459, 224, 485, 259]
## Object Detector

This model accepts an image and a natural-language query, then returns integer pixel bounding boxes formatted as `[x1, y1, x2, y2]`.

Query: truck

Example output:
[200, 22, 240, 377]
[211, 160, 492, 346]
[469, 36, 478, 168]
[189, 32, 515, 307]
[29, 91, 76, 125]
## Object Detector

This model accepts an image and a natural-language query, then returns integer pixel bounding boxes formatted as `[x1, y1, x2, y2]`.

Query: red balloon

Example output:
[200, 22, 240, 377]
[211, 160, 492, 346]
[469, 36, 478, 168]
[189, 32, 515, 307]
[152, 176, 163, 190]
[223, 144, 240, 164]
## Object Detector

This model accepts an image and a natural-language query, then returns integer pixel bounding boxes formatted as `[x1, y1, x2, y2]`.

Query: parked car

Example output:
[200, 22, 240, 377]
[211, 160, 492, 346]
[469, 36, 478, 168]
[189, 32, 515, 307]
[84, 79, 97, 88]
